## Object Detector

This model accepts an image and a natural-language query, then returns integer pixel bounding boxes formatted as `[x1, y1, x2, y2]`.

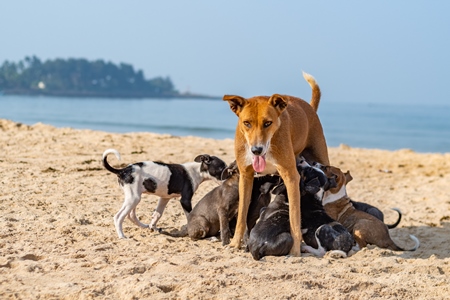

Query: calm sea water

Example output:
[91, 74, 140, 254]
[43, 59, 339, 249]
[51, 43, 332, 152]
[1, 95, 449, 153]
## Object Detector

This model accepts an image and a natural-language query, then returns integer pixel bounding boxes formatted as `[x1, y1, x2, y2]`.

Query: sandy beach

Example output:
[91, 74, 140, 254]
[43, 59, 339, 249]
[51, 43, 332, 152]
[1, 118, 449, 299]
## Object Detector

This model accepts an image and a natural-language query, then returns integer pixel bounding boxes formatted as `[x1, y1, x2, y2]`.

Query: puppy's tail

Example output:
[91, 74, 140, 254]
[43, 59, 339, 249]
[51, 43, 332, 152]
[302, 71, 321, 112]
[402, 234, 420, 251]
[390, 234, 420, 252]
[386, 208, 402, 229]
[102, 148, 123, 174]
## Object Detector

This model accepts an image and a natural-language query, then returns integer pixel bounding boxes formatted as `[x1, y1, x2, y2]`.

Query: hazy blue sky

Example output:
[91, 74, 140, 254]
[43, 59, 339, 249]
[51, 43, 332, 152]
[1, 1, 449, 105]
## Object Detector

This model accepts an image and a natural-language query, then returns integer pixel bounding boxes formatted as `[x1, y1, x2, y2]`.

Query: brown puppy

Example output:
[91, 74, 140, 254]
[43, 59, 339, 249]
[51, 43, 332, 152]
[223, 72, 329, 256]
[315, 163, 419, 251]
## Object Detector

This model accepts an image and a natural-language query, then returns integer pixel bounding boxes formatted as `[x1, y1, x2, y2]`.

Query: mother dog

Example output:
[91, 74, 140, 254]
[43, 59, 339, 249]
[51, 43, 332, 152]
[223, 72, 329, 256]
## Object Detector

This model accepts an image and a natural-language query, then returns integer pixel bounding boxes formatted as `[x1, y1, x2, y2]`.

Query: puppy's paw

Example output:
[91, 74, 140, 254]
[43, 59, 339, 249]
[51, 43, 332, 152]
[301, 245, 325, 257]
[150, 226, 162, 233]
[326, 250, 347, 259]
[207, 236, 220, 242]
[221, 235, 231, 246]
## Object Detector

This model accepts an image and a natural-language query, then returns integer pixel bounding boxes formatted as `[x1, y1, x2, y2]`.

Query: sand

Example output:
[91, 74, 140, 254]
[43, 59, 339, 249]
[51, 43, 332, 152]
[1, 118, 449, 299]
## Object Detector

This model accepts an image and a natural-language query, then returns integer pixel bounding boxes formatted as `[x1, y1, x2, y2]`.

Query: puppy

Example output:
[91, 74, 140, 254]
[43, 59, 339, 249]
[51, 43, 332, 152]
[315, 163, 420, 251]
[247, 187, 293, 260]
[187, 161, 240, 245]
[351, 200, 402, 229]
[102, 149, 227, 239]
[223, 72, 330, 256]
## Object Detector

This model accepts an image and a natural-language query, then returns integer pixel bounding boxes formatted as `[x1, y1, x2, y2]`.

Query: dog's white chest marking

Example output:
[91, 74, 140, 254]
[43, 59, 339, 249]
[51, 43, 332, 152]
[322, 185, 347, 206]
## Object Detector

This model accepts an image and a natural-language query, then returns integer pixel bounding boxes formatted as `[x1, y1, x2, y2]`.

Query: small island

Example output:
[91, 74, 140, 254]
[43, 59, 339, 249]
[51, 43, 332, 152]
[0, 56, 219, 99]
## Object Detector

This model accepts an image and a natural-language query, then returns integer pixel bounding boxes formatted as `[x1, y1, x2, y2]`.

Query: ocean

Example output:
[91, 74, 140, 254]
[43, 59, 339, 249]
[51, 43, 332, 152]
[1, 95, 449, 154]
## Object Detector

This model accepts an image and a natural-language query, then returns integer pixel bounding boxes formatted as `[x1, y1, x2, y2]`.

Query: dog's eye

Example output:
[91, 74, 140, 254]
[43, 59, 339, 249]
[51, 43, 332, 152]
[263, 121, 272, 128]
[243, 121, 251, 128]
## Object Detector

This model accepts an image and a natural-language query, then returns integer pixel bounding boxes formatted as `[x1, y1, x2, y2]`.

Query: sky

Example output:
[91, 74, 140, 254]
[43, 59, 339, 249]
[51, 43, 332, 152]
[1, 1, 449, 105]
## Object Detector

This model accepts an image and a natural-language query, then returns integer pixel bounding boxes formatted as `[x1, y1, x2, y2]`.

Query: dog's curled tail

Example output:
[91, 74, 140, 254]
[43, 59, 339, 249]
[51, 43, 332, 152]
[302, 71, 321, 112]
[387, 208, 402, 229]
[102, 148, 123, 174]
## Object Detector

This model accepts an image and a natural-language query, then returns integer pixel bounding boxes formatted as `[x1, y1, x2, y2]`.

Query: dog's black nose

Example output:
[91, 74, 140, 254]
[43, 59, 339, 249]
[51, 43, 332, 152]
[251, 146, 263, 155]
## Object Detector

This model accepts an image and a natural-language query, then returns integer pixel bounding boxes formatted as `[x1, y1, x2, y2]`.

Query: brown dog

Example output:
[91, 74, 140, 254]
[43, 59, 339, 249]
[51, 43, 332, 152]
[315, 163, 419, 251]
[223, 72, 329, 256]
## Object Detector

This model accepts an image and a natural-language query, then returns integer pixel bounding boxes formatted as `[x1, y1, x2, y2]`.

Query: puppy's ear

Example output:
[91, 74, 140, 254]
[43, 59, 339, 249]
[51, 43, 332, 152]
[194, 154, 211, 164]
[268, 94, 288, 113]
[223, 95, 246, 116]
[220, 167, 232, 180]
[344, 171, 353, 184]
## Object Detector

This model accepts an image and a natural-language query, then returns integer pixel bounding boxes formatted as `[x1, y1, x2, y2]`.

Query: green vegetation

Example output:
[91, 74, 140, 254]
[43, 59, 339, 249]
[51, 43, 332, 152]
[0, 56, 211, 98]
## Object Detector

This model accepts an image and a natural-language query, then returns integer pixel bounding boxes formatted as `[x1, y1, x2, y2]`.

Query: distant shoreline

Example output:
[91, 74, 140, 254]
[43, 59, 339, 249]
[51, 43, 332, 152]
[0, 89, 221, 100]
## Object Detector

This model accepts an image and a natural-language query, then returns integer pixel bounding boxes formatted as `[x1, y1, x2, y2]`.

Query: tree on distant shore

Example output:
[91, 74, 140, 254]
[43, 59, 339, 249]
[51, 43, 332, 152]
[0, 56, 178, 98]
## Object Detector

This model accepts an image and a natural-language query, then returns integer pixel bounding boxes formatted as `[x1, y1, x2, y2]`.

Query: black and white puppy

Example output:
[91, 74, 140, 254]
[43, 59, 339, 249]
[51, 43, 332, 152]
[102, 148, 227, 239]
[187, 161, 240, 245]
[297, 160, 354, 257]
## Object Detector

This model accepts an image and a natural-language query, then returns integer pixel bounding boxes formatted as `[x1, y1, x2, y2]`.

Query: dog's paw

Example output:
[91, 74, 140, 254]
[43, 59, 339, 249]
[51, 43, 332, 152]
[288, 246, 302, 257]
[229, 238, 242, 249]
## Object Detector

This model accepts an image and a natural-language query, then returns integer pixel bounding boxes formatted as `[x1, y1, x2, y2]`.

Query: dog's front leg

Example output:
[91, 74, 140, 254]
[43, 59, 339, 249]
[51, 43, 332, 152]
[229, 167, 254, 249]
[279, 167, 302, 256]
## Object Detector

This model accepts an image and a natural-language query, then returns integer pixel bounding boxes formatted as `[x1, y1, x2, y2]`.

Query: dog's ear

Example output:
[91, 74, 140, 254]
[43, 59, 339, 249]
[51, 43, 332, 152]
[268, 94, 288, 113]
[344, 171, 353, 184]
[194, 154, 211, 164]
[223, 95, 246, 116]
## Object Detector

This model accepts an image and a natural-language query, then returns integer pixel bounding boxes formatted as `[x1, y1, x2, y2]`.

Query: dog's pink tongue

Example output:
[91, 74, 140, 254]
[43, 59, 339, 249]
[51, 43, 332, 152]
[252, 155, 266, 173]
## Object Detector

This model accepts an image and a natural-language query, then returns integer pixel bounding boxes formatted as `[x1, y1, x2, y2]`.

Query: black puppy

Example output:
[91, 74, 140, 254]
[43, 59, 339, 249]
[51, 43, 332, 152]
[351, 200, 402, 229]
[187, 161, 240, 245]
[247, 186, 293, 260]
